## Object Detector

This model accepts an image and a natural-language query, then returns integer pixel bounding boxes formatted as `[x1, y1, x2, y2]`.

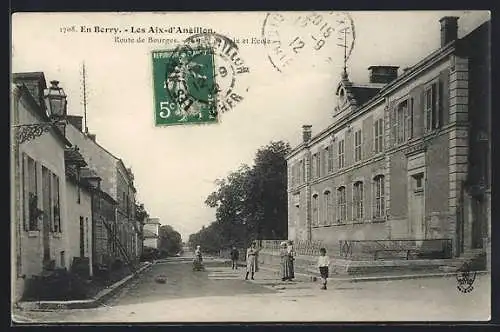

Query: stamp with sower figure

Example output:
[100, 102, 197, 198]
[152, 32, 250, 126]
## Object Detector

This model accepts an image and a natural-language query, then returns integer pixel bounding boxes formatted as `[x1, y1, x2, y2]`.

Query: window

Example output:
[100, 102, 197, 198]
[52, 174, 61, 233]
[323, 147, 329, 176]
[316, 153, 321, 178]
[353, 182, 364, 220]
[24, 155, 39, 231]
[312, 194, 319, 226]
[397, 100, 408, 144]
[301, 159, 305, 183]
[337, 187, 346, 223]
[338, 140, 345, 169]
[311, 154, 317, 179]
[373, 175, 385, 219]
[425, 82, 441, 132]
[354, 130, 362, 162]
[42, 166, 52, 231]
[412, 173, 424, 192]
[374, 119, 384, 153]
[327, 144, 334, 173]
[407, 98, 414, 139]
[324, 191, 332, 225]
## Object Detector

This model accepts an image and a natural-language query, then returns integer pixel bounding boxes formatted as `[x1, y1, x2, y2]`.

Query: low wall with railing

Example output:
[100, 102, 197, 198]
[255, 238, 453, 276]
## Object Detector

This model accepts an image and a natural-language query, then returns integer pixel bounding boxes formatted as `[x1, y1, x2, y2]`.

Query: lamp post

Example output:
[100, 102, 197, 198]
[14, 80, 68, 144]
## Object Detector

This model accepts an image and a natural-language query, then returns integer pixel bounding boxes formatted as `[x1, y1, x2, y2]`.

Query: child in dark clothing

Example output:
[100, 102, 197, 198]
[230, 246, 239, 270]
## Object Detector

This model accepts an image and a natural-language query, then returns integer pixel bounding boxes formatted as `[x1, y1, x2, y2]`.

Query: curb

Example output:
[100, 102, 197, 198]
[16, 262, 153, 311]
[255, 266, 490, 284]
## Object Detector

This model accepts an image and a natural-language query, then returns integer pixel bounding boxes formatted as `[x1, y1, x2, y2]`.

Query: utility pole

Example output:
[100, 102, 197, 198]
[82, 62, 89, 133]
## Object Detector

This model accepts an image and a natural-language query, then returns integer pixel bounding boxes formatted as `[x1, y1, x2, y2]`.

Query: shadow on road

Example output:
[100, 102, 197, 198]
[107, 260, 276, 306]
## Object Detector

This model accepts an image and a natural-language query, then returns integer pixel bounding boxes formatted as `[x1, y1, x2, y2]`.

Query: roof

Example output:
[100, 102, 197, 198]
[287, 19, 490, 158]
[143, 229, 159, 238]
[64, 148, 87, 167]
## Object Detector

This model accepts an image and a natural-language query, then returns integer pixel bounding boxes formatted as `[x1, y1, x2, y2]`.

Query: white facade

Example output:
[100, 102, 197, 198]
[11, 82, 71, 301]
[65, 179, 93, 276]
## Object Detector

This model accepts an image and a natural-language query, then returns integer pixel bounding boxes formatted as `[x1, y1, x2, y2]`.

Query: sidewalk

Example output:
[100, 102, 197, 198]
[15, 262, 153, 311]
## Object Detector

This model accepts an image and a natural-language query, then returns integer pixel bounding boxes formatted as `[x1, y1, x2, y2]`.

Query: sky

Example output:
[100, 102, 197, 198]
[11, 11, 490, 240]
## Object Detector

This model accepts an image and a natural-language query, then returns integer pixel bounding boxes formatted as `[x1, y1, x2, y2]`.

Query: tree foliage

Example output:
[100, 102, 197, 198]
[189, 140, 291, 252]
[158, 224, 183, 256]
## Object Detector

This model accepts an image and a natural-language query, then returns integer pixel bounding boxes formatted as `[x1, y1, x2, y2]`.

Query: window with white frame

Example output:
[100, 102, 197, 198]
[338, 139, 345, 169]
[354, 129, 362, 162]
[312, 194, 319, 226]
[374, 118, 384, 153]
[397, 100, 407, 144]
[316, 153, 321, 178]
[353, 181, 364, 220]
[324, 190, 332, 225]
[311, 154, 317, 179]
[327, 143, 334, 173]
[299, 159, 305, 184]
[425, 82, 441, 132]
[24, 154, 39, 231]
[337, 186, 346, 223]
[373, 175, 385, 219]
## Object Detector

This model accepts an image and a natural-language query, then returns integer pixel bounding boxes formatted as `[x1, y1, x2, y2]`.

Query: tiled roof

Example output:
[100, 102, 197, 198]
[64, 148, 87, 167]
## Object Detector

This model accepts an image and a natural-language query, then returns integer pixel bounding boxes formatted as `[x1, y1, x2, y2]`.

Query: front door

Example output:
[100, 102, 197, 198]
[471, 196, 484, 249]
[409, 173, 425, 245]
[80, 217, 85, 257]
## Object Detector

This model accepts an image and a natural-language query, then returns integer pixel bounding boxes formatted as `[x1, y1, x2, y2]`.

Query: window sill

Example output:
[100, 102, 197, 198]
[51, 232, 62, 239]
[372, 218, 386, 223]
[27, 231, 39, 238]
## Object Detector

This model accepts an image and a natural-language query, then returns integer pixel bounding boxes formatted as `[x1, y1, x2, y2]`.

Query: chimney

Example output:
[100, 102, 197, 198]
[439, 16, 459, 47]
[66, 115, 83, 131]
[368, 66, 399, 84]
[302, 125, 312, 143]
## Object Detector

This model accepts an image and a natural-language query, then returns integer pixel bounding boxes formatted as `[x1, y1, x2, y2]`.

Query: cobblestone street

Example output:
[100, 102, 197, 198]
[13, 258, 490, 323]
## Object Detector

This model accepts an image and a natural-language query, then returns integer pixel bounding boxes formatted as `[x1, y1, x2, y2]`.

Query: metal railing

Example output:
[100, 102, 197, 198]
[259, 238, 453, 261]
[339, 239, 453, 261]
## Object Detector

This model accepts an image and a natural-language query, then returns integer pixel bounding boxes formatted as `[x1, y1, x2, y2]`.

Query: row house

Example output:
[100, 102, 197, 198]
[11, 72, 142, 302]
[65, 117, 140, 266]
[12, 73, 73, 301]
[286, 17, 490, 261]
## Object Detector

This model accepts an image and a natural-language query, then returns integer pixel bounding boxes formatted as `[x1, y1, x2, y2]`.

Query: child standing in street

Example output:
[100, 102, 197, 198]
[317, 247, 330, 290]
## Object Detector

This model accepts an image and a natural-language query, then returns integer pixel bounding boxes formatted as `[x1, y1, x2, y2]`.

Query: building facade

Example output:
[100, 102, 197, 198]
[286, 17, 490, 260]
[11, 73, 72, 300]
[64, 148, 94, 278]
[143, 218, 161, 249]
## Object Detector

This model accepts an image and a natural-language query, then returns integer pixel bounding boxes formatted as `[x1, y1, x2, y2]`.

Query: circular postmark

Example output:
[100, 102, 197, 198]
[184, 32, 250, 115]
[262, 11, 356, 73]
[456, 262, 477, 293]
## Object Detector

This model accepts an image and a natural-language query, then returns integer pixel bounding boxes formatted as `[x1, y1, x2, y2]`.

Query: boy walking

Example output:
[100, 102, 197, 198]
[317, 248, 330, 290]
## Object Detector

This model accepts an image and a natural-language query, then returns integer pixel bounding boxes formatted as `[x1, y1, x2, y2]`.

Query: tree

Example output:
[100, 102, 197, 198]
[158, 225, 182, 256]
[191, 140, 291, 252]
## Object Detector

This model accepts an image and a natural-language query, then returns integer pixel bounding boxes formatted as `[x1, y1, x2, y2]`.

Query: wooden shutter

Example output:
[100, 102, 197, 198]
[409, 85, 424, 138]
[388, 101, 397, 147]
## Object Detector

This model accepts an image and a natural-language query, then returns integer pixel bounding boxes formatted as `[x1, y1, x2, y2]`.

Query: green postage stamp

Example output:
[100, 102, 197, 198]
[152, 46, 218, 126]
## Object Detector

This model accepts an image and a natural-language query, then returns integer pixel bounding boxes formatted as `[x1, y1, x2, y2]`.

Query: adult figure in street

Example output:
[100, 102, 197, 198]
[286, 240, 296, 280]
[230, 246, 240, 270]
[193, 245, 204, 271]
[245, 241, 259, 280]
[280, 241, 294, 281]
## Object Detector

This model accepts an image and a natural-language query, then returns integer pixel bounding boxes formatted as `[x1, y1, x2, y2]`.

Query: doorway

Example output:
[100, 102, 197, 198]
[80, 216, 85, 257]
[409, 172, 425, 245]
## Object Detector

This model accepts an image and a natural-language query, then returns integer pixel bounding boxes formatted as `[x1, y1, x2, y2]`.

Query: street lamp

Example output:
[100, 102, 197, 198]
[15, 80, 68, 144]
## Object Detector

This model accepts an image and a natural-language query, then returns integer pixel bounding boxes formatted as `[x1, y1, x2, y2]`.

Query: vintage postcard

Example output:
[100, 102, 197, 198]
[11, 11, 491, 323]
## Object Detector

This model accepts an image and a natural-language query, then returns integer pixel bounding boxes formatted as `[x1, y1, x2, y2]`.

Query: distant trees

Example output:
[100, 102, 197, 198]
[158, 225, 182, 256]
[189, 140, 291, 252]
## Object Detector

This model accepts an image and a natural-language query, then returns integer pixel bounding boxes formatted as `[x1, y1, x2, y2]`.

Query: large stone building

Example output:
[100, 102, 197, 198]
[286, 17, 490, 262]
